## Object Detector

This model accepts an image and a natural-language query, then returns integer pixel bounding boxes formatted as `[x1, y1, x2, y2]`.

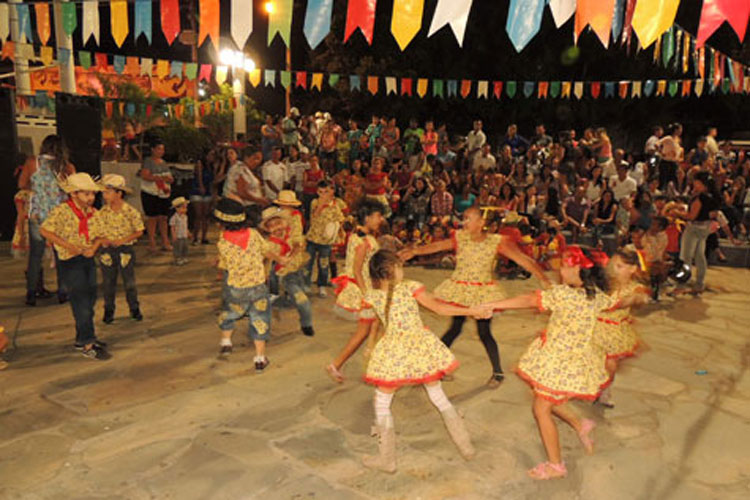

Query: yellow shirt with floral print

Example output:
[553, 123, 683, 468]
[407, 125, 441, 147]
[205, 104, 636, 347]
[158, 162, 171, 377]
[217, 228, 273, 288]
[274, 209, 308, 276]
[89, 202, 145, 244]
[306, 197, 346, 245]
[40, 202, 97, 261]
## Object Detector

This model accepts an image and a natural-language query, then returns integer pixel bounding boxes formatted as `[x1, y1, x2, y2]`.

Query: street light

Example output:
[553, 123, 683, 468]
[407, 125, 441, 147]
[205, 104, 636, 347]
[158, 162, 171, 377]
[219, 48, 254, 139]
[265, 2, 275, 14]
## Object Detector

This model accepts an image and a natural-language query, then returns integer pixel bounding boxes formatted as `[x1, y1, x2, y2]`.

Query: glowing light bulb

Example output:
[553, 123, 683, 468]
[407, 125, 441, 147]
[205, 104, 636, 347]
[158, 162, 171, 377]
[243, 58, 256, 72]
[265, 2, 275, 14]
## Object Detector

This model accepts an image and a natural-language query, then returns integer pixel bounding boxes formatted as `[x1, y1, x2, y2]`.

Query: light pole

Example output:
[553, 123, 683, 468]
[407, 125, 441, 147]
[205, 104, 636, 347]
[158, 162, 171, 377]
[220, 49, 255, 140]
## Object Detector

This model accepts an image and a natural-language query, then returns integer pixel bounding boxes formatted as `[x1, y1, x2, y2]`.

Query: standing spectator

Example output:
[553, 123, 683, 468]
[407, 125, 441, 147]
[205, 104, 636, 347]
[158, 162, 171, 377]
[281, 108, 300, 151]
[223, 149, 269, 207]
[261, 147, 287, 201]
[657, 123, 684, 190]
[382, 118, 401, 156]
[139, 140, 174, 252]
[169, 198, 190, 265]
[261, 115, 280, 161]
[402, 118, 424, 157]
[466, 120, 486, 168]
[24, 135, 76, 305]
[286, 145, 308, 200]
[609, 163, 638, 201]
[532, 124, 553, 148]
[347, 119, 363, 165]
[645, 125, 663, 155]
[119, 122, 142, 162]
[190, 150, 215, 245]
[437, 142, 458, 170]
[422, 121, 439, 156]
[502, 124, 529, 157]
[403, 177, 433, 228]
[302, 155, 325, 215]
[687, 136, 709, 166]
[705, 127, 719, 159]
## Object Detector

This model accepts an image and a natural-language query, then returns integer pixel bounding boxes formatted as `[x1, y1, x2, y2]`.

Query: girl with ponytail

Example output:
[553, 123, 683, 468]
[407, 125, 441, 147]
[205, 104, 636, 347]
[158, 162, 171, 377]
[483, 246, 642, 480]
[359, 250, 492, 473]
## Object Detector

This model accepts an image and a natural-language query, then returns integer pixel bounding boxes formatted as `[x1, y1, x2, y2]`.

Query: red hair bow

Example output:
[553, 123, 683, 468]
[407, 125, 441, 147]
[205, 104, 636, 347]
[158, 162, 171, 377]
[562, 246, 609, 269]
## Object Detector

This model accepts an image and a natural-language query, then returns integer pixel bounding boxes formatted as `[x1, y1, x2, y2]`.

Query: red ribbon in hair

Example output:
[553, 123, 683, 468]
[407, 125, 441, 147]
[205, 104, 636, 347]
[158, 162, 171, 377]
[562, 245, 609, 269]
[66, 199, 94, 243]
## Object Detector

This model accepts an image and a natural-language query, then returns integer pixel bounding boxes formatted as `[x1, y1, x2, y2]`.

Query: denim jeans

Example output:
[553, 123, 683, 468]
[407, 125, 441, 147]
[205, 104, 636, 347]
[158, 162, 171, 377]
[679, 222, 711, 290]
[59, 256, 98, 346]
[281, 269, 312, 328]
[27, 220, 65, 294]
[100, 246, 139, 313]
[305, 241, 332, 287]
[173, 238, 189, 261]
[219, 281, 272, 341]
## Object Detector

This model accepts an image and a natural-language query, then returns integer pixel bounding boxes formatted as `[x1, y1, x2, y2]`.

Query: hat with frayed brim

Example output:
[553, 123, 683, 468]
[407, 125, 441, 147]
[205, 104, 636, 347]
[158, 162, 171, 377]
[274, 190, 302, 207]
[99, 173, 132, 194]
[59, 173, 102, 193]
[171, 197, 190, 208]
[213, 198, 246, 223]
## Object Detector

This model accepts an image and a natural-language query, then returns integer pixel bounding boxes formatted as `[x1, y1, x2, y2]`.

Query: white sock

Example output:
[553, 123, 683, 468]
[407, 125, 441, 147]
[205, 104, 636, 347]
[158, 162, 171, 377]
[220, 338, 232, 346]
[374, 390, 394, 421]
[425, 383, 453, 413]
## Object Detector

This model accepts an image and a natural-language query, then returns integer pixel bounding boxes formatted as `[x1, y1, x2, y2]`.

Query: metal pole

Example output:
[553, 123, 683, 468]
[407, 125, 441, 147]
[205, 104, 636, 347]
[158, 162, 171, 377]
[53, 0, 76, 94]
[285, 46, 291, 116]
[233, 69, 246, 139]
[9, 0, 31, 96]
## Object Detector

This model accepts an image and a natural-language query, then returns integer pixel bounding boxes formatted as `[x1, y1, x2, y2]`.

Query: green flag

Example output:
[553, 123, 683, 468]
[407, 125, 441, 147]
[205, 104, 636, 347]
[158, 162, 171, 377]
[433, 79, 444, 98]
[79, 51, 92, 70]
[506, 81, 517, 98]
[61, 3, 77, 36]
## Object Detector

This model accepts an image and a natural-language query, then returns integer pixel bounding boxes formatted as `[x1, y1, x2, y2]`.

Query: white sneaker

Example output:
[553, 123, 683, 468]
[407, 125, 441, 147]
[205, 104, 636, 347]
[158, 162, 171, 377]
[318, 288, 327, 298]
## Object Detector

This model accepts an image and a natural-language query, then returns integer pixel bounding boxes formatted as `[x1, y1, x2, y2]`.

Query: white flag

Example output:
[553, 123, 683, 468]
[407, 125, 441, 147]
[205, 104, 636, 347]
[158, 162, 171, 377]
[477, 80, 488, 99]
[428, 0, 474, 47]
[385, 77, 397, 95]
[231, 0, 253, 49]
[0, 4, 9, 41]
[140, 57, 153, 76]
[83, 0, 100, 45]
[548, 0, 576, 28]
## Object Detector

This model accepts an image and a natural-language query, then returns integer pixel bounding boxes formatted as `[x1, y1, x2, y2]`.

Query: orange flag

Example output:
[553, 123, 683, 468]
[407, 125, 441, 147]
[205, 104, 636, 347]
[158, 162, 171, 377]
[199, 0, 220, 48]
[35, 4, 51, 45]
[575, 0, 616, 48]
[367, 76, 378, 95]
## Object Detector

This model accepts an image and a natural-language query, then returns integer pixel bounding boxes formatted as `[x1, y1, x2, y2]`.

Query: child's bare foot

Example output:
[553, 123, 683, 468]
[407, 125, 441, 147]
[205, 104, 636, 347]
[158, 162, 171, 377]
[577, 418, 596, 454]
[527, 461, 567, 480]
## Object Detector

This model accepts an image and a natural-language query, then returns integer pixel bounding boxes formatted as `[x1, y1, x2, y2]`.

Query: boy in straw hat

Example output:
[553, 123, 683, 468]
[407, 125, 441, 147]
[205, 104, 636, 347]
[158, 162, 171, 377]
[261, 205, 314, 337]
[89, 174, 145, 324]
[169, 197, 190, 265]
[305, 180, 347, 298]
[39, 173, 111, 360]
[214, 198, 288, 370]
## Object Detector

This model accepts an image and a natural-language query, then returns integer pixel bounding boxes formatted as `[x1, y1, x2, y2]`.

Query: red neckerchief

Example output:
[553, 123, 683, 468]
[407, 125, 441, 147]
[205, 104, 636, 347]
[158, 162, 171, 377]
[268, 226, 292, 271]
[66, 199, 94, 243]
[222, 228, 251, 250]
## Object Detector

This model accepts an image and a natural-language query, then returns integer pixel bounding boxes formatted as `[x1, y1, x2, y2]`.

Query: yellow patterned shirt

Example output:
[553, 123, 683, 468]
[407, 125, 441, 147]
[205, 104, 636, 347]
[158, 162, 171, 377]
[306, 197, 346, 245]
[40, 201, 97, 261]
[217, 228, 273, 288]
[89, 202, 145, 245]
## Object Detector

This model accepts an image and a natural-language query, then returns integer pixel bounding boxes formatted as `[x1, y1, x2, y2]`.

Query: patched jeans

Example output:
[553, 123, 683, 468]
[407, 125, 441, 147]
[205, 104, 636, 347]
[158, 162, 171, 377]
[305, 241, 332, 287]
[219, 281, 272, 341]
[99, 246, 139, 313]
[280, 269, 312, 328]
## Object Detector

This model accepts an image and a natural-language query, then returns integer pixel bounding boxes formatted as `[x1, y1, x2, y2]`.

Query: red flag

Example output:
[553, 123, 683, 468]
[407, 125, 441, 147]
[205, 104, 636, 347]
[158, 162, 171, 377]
[199, 64, 213, 82]
[538, 81, 549, 98]
[161, 0, 181, 45]
[619, 81, 629, 99]
[696, 0, 750, 47]
[296, 71, 307, 89]
[714, 51, 722, 88]
[460, 80, 471, 98]
[493, 81, 503, 99]
[699, 47, 706, 79]
[681, 80, 692, 96]
[96, 53, 109, 69]
[591, 81, 601, 99]
[622, 0, 637, 50]
[344, 0, 378, 44]
[401, 77, 412, 96]
[1, 42, 15, 61]
[199, 0, 220, 47]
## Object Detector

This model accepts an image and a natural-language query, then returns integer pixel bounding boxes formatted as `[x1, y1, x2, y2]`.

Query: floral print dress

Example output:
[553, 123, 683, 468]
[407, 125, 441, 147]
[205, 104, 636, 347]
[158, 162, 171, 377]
[594, 281, 649, 360]
[362, 280, 458, 387]
[332, 232, 379, 320]
[433, 230, 507, 307]
[516, 285, 618, 404]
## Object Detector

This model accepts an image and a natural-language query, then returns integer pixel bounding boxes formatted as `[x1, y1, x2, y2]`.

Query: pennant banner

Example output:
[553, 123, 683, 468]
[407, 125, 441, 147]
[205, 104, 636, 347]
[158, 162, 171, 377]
[297, 71, 308, 89]
[61, 2, 77, 36]
[447, 80, 457, 97]
[493, 81, 503, 98]
[506, 0, 545, 52]
[575, 0, 616, 48]
[280, 70, 292, 89]
[184, 63, 196, 80]
[428, 0, 474, 47]
[401, 77, 412, 96]
[161, 0, 181, 45]
[199, 0, 220, 48]
[268, 0, 293, 47]
[368, 75, 378, 94]
[135, 0, 153, 44]
[82, 0, 100, 45]
[249, 69, 261, 87]
[391, 0, 425, 51]
[232, 0, 253, 49]
[141, 57, 153, 76]
[345, 0, 378, 44]
[548, 0, 576, 28]
[631, 0, 680, 48]
[0, 4, 9, 42]
[386, 76, 397, 95]
[265, 69, 276, 87]
[304, 0, 333, 49]
[110, 1, 129, 48]
[506, 80, 517, 98]
[16, 4, 33, 42]
[696, 0, 750, 47]
[417, 78, 428, 97]
[350, 74, 361, 91]
[35, 4, 52, 45]
[612, 0, 626, 42]
[433, 79, 444, 97]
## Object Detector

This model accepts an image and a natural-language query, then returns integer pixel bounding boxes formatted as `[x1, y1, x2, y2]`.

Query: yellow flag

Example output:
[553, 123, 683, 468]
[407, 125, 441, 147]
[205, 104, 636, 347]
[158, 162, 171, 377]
[417, 78, 428, 98]
[656, 80, 667, 96]
[682, 32, 690, 73]
[216, 66, 228, 84]
[631, 0, 680, 49]
[391, 0, 425, 51]
[40, 46, 54, 66]
[561, 81, 571, 98]
[311, 73, 324, 91]
[248, 69, 262, 87]
[156, 60, 170, 79]
[110, 1, 129, 47]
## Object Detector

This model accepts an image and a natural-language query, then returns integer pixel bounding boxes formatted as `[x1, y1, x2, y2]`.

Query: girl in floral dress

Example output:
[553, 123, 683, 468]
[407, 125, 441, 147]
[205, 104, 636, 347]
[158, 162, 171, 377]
[484, 246, 640, 480]
[400, 207, 549, 386]
[594, 249, 650, 408]
[360, 250, 492, 473]
[326, 199, 386, 382]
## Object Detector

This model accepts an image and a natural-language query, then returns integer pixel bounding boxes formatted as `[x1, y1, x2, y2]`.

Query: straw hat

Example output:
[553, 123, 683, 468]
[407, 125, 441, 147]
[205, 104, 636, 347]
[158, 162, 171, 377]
[502, 210, 523, 225]
[99, 173, 132, 194]
[213, 198, 246, 223]
[59, 173, 102, 193]
[274, 190, 302, 207]
[171, 196, 189, 208]
[260, 206, 286, 232]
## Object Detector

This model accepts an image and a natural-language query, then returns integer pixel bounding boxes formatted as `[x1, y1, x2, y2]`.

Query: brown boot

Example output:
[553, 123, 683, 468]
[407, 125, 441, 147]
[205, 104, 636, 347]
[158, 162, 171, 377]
[441, 407, 475, 459]
[362, 417, 397, 473]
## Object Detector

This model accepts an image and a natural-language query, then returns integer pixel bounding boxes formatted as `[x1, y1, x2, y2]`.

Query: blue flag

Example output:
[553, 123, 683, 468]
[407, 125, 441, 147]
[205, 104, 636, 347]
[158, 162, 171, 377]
[611, 0, 625, 42]
[170, 61, 183, 78]
[604, 81, 616, 98]
[447, 80, 458, 97]
[644, 80, 655, 97]
[505, 0, 545, 52]
[523, 81, 535, 98]
[135, 0, 153, 44]
[113, 55, 126, 74]
[16, 4, 33, 42]
[303, 0, 333, 50]
[350, 75, 361, 91]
